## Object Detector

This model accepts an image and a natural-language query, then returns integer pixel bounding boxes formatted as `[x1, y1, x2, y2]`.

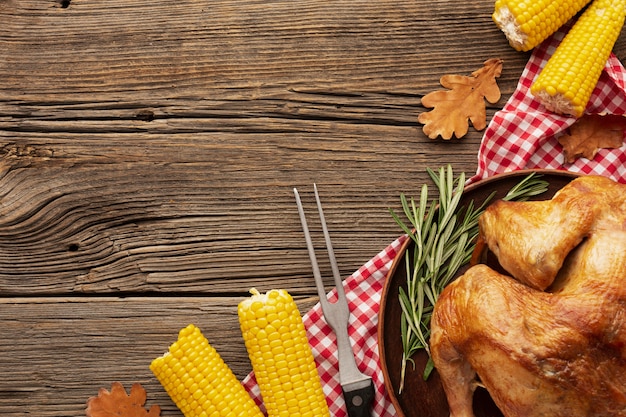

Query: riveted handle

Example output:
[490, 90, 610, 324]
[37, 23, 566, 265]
[343, 381, 375, 417]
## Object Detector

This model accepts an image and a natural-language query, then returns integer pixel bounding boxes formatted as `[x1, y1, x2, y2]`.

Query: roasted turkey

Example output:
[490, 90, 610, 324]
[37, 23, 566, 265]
[430, 175, 626, 417]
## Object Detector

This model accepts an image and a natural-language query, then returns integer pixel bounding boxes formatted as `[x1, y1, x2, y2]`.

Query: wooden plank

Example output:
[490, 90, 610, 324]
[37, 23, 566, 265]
[0, 126, 481, 295]
[0, 296, 319, 416]
[0, 0, 529, 101]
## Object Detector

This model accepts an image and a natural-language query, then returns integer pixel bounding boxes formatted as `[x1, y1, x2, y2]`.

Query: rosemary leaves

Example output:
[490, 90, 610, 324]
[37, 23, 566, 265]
[390, 166, 548, 392]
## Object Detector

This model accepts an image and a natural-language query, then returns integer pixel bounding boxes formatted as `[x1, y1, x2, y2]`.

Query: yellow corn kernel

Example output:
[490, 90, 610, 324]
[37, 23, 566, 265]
[238, 289, 330, 417]
[493, 0, 592, 51]
[150, 324, 264, 417]
[530, 0, 626, 118]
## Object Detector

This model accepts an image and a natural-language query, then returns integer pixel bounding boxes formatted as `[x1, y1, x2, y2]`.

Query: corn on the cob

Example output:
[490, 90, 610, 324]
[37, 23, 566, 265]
[530, 0, 626, 118]
[150, 324, 264, 417]
[493, 0, 592, 51]
[238, 289, 330, 417]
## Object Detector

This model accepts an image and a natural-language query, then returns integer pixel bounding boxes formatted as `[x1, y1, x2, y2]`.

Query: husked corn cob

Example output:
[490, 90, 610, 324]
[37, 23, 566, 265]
[238, 289, 330, 417]
[493, 0, 591, 51]
[150, 324, 264, 417]
[530, 0, 626, 118]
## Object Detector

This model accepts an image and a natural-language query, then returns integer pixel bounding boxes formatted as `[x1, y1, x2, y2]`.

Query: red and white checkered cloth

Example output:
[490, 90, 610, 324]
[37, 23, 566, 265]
[242, 235, 407, 417]
[471, 26, 626, 184]
[242, 26, 626, 417]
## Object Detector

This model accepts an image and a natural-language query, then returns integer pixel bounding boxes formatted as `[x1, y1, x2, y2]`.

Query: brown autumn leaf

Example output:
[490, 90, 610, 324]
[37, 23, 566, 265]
[558, 114, 626, 163]
[86, 382, 161, 417]
[418, 58, 503, 140]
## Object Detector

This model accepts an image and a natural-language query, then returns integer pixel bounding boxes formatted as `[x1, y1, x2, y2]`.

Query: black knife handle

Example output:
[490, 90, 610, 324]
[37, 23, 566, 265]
[343, 382, 375, 417]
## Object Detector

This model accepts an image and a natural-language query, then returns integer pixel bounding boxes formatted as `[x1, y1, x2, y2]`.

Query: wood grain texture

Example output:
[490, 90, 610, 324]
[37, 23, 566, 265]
[1, 0, 625, 415]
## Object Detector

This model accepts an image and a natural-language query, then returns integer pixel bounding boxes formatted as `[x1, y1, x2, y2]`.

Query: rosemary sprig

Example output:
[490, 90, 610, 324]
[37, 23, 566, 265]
[390, 166, 548, 393]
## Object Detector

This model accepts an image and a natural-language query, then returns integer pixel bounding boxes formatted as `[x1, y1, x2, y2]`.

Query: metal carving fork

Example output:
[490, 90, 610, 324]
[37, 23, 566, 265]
[294, 184, 374, 417]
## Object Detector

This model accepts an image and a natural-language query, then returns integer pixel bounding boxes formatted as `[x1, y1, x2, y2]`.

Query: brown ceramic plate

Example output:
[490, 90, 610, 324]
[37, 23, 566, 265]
[378, 169, 581, 417]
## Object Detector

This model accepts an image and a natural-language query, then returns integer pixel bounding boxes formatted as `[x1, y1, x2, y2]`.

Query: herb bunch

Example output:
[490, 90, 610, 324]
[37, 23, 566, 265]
[390, 166, 548, 393]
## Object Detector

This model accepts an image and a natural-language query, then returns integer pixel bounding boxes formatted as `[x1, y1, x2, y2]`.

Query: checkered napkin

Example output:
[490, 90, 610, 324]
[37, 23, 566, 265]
[471, 26, 626, 184]
[242, 235, 408, 416]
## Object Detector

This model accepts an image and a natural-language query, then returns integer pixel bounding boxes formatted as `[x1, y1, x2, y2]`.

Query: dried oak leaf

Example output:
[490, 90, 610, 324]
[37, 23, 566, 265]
[558, 114, 626, 163]
[418, 58, 503, 140]
[86, 382, 161, 417]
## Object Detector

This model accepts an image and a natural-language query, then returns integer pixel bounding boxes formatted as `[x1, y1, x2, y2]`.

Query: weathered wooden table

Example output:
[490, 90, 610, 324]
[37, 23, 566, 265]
[1, 0, 624, 415]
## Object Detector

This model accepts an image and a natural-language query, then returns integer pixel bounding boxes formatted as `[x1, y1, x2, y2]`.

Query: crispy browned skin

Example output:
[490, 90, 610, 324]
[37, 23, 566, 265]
[430, 176, 626, 417]
[477, 175, 624, 290]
